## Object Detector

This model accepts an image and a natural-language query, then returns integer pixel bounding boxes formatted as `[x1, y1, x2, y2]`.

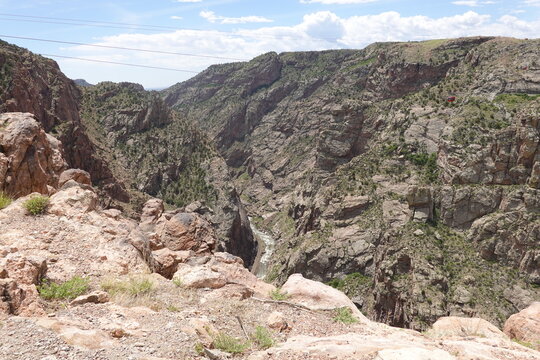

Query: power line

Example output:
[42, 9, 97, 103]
[0, 34, 248, 61]
[0, 12, 181, 30]
[41, 54, 200, 73]
[0, 12, 336, 42]
[0, 17, 166, 32]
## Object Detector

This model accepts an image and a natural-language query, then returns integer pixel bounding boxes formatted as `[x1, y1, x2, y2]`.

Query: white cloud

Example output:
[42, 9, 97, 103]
[200, 10, 273, 24]
[300, 0, 378, 3]
[176, 0, 202, 2]
[524, 0, 540, 6]
[170, 16, 183, 20]
[452, 1, 496, 6]
[59, 10, 540, 88]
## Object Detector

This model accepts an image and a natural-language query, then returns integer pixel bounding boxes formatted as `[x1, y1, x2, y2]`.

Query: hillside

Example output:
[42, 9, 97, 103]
[0, 36, 539, 336]
[0, 112, 539, 360]
[162, 36, 540, 329]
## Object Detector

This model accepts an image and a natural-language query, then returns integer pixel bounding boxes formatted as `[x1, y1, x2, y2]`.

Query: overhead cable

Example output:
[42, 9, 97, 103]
[0, 34, 248, 61]
[40, 54, 200, 73]
[0, 13, 335, 42]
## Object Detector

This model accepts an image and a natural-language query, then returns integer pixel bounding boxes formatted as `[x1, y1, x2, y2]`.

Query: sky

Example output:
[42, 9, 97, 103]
[0, 0, 539, 89]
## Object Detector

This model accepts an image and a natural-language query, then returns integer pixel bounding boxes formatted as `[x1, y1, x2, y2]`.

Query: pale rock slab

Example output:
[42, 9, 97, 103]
[281, 273, 368, 322]
[504, 302, 540, 351]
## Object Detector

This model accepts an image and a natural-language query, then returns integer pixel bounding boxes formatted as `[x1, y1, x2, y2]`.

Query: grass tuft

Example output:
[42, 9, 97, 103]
[38, 276, 89, 300]
[212, 332, 250, 354]
[333, 307, 358, 325]
[194, 342, 205, 355]
[23, 195, 49, 215]
[269, 288, 289, 301]
[0, 192, 12, 210]
[101, 276, 154, 297]
[100, 275, 161, 309]
[251, 325, 275, 350]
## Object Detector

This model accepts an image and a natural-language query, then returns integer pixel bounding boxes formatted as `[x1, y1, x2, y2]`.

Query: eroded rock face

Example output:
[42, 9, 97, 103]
[504, 302, 540, 351]
[0, 255, 47, 318]
[0, 113, 66, 196]
[440, 102, 540, 186]
[0, 183, 151, 282]
[58, 169, 92, 188]
[161, 212, 216, 253]
[0, 43, 128, 201]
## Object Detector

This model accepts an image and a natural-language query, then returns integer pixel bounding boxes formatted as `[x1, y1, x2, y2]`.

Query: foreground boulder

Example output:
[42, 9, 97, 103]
[430, 316, 507, 340]
[161, 212, 216, 253]
[172, 252, 274, 296]
[0, 112, 66, 196]
[504, 302, 540, 350]
[281, 273, 369, 322]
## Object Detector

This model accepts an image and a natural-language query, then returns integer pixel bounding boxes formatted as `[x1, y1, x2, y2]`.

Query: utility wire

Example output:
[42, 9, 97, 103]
[0, 34, 248, 61]
[41, 54, 200, 73]
[0, 13, 335, 42]
[0, 17, 167, 32]
[0, 12, 182, 30]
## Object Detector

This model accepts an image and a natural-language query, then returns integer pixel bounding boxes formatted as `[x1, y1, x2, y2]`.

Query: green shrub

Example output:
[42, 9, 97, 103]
[212, 332, 250, 354]
[38, 276, 89, 300]
[269, 288, 289, 301]
[0, 192, 12, 210]
[333, 307, 358, 324]
[23, 195, 49, 215]
[251, 326, 275, 349]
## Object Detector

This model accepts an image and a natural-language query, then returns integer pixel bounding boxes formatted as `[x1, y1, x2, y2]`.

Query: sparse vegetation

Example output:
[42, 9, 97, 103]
[251, 325, 275, 350]
[0, 192, 12, 210]
[38, 276, 89, 300]
[194, 342, 205, 355]
[327, 272, 372, 293]
[172, 277, 183, 287]
[333, 307, 358, 324]
[512, 338, 538, 350]
[101, 276, 154, 297]
[101, 275, 159, 309]
[166, 305, 180, 312]
[212, 332, 250, 354]
[269, 288, 289, 301]
[23, 195, 49, 215]
[495, 93, 540, 111]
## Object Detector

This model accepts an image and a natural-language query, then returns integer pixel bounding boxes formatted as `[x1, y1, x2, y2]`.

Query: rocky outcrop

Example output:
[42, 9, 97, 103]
[430, 317, 507, 340]
[0, 42, 128, 201]
[160, 213, 216, 253]
[172, 252, 275, 296]
[439, 101, 539, 185]
[58, 169, 92, 188]
[0, 255, 47, 318]
[0, 112, 66, 196]
[160, 37, 540, 330]
[504, 302, 540, 350]
[80, 82, 257, 267]
[282, 273, 368, 322]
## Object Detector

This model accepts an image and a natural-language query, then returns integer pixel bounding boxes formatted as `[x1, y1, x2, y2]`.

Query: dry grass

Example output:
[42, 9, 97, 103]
[101, 275, 163, 310]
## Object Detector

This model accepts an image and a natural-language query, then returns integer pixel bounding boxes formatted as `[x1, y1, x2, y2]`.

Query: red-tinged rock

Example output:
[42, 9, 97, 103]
[504, 302, 540, 351]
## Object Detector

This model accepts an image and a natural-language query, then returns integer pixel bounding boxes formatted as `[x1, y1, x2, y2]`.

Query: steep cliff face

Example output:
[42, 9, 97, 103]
[0, 40, 128, 201]
[0, 41, 256, 266]
[163, 37, 540, 330]
[79, 82, 257, 266]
